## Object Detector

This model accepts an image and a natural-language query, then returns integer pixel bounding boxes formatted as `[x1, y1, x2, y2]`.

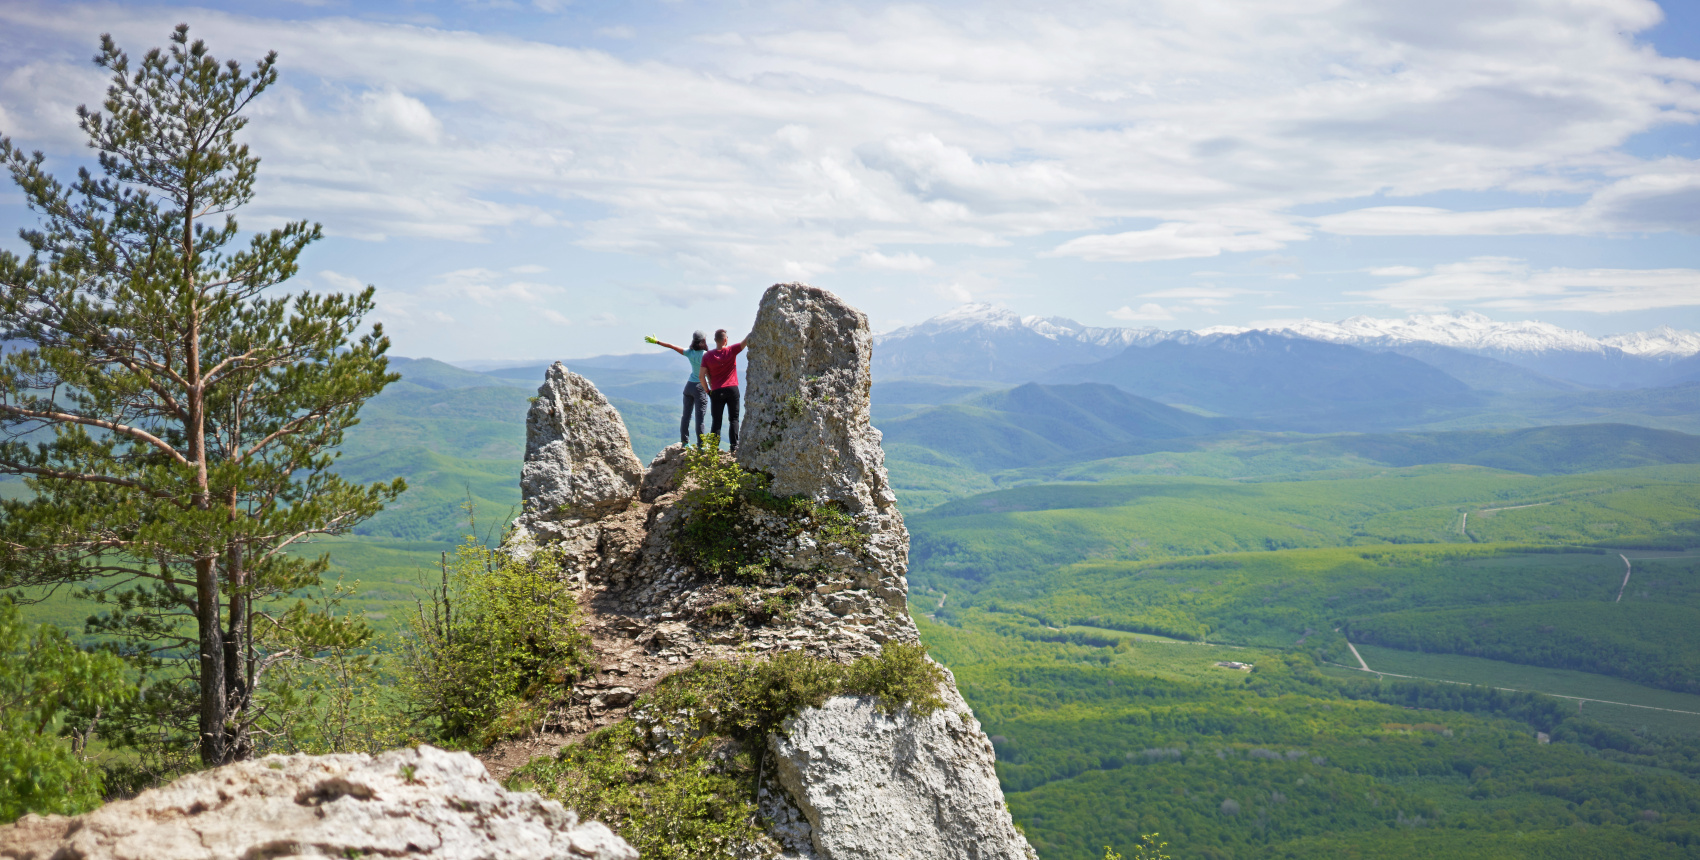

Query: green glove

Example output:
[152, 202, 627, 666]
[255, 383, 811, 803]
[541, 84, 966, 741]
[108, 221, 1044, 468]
[644, 335, 659, 345]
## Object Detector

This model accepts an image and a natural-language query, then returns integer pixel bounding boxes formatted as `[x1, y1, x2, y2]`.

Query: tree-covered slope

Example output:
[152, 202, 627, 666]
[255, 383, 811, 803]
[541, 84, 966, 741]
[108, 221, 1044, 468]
[1042, 332, 1476, 429]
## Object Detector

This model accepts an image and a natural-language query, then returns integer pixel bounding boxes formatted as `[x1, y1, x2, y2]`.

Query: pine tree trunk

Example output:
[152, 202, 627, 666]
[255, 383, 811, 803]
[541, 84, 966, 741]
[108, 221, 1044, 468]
[196, 554, 228, 764]
[224, 542, 251, 761]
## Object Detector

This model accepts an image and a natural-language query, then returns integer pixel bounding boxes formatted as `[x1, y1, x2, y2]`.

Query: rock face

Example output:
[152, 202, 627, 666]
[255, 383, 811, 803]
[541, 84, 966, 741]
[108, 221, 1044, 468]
[740, 283, 892, 513]
[509, 362, 644, 564]
[740, 283, 909, 613]
[770, 682, 1034, 860]
[503, 283, 1033, 860]
[0, 745, 635, 860]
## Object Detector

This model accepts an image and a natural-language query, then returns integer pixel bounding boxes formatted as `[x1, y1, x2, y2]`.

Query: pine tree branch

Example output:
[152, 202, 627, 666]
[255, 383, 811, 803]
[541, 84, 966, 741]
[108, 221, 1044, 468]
[200, 347, 267, 385]
[0, 461, 187, 504]
[0, 403, 189, 465]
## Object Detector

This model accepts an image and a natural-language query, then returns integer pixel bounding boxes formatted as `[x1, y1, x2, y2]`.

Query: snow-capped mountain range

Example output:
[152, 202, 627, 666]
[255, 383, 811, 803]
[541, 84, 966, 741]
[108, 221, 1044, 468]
[880, 305, 1699, 357]
[1230, 312, 1699, 358]
[878, 302, 1165, 350]
[874, 305, 1700, 389]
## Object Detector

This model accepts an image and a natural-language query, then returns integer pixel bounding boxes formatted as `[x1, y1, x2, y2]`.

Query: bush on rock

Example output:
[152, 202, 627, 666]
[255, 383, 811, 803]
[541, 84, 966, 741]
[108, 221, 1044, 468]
[399, 539, 594, 746]
[514, 642, 947, 858]
[674, 436, 864, 583]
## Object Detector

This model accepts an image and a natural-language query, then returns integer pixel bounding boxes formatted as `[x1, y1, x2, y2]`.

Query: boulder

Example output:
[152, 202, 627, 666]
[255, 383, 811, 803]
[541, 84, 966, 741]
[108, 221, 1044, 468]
[509, 362, 644, 554]
[0, 745, 636, 860]
[769, 681, 1036, 860]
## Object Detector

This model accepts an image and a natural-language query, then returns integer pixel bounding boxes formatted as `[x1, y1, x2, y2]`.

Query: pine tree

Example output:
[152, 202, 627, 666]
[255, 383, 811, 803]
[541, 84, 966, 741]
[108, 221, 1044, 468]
[0, 26, 404, 766]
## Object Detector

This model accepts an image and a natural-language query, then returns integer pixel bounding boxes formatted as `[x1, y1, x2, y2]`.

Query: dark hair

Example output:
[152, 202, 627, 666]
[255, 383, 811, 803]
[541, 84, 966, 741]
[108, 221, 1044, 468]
[689, 332, 709, 351]
[714, 328, 728, 342]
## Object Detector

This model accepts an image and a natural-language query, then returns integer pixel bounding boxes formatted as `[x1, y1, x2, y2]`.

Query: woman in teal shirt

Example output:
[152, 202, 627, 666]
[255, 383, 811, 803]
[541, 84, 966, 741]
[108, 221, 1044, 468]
[646, 331, 710, 446]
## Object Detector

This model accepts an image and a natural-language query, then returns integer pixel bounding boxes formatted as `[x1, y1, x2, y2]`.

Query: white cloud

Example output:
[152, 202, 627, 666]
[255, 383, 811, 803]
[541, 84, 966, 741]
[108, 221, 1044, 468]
[938, 282, 973, 304]
[317, 269, 368, 291]
[429, 268, 564, 306]
[1109, 302, 1175, 321]
[359, 89, 441, 143]
[595, 26, 636, 39]
[542, 309, 572, 325]
[1052, 221, 1310, 262]
[1316, 161, 1700, 238]
[0, 0, 1690, 276]
[859, 251, 935, 272]
[1354, 258, 1700, 314]
[639, 282, 740, 308]
[1142, 286, 1269, 300]
[1315, 205, 1589, 236]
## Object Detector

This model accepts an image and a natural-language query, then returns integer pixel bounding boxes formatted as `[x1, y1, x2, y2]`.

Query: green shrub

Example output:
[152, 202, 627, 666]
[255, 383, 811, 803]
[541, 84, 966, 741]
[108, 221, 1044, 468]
[675, 438, 767, 576]
[673, 438, 864, 580]
[0, 599, 133, 823]
[845, 640, 950, 715]
[516, 720, 765, 860]
[398, 539, 592, 745]
[515, 642, 947, 857]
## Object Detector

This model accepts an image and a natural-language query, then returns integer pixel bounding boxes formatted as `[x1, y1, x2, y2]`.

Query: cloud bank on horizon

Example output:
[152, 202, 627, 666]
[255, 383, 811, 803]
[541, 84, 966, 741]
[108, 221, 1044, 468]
[0, 0, 1696, 360]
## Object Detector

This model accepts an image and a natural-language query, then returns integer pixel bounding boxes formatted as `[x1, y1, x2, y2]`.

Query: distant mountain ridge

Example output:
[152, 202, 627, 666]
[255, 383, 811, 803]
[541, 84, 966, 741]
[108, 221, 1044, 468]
[870, 304, 1182, 382]
[874, 305, 1699, 390]
[1043, 331, 1475, 431]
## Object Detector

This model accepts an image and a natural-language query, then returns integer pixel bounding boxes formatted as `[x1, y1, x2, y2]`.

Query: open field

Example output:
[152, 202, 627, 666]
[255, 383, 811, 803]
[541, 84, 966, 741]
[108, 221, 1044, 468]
[1353, 644, 1700, 738]
[918, 613, 1700, 860]
[911, 465, 1700, 580]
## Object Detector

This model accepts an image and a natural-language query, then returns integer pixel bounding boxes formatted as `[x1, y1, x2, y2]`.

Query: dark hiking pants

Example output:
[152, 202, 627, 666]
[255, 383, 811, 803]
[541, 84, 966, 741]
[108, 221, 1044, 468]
[681, 380, 708, 445]
[709, 385, 740, 452]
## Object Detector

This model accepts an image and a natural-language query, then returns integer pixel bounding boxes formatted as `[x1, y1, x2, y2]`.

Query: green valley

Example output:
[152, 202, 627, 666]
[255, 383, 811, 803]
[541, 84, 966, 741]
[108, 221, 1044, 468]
[14, 353, 1700, 858]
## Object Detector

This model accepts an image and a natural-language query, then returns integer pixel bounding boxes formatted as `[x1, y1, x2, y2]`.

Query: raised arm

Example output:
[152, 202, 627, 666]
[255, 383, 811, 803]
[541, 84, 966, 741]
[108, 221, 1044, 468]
[646, 335, 686, 356]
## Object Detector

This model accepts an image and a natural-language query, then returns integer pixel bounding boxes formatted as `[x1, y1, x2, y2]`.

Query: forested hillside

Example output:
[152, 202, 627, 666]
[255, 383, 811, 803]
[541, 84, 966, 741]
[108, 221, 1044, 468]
[13, 344, 1700, 858]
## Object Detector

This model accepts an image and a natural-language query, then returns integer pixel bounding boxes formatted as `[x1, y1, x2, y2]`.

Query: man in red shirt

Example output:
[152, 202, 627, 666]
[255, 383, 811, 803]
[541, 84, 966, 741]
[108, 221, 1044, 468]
[700, 327, 750, 452]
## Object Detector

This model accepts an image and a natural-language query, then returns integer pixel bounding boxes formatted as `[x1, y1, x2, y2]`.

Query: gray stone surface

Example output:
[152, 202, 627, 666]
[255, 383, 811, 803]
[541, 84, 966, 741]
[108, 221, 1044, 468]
[0, 745, 636, 860]
[739, 283, 895, 516]
[770, 680, 1036, 860]
[500, 285, 1030, 860]
[739, 283, 909, 612]
[509, 362, 644, 556]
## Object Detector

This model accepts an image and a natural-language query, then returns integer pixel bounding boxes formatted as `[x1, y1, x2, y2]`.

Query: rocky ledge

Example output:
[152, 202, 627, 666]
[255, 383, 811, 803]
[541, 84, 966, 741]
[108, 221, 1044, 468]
[0, 745, 635, 860]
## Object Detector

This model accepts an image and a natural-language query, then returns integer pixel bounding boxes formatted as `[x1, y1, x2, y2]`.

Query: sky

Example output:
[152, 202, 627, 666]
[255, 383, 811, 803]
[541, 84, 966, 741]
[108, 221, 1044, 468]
[1, 0, 1697, 362]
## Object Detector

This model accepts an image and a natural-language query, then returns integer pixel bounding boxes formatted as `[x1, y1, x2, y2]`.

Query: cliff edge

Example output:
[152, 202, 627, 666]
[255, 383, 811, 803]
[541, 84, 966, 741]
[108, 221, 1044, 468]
[505, 283, 1034, 860]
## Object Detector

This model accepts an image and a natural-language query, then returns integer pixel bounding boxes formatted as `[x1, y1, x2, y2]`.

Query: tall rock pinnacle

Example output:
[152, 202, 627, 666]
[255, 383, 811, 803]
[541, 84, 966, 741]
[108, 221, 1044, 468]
[496, 284, 1033, 860]
[740, 283, 897, 517]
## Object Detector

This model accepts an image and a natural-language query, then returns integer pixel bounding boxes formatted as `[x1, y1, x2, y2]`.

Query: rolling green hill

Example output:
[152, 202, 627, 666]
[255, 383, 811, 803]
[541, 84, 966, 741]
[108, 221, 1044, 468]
[910, 465, 1700, 579]
[1042, 332, 1476, 430]
[881, 419, 1700, 512]
[878, 383, 1232, 474]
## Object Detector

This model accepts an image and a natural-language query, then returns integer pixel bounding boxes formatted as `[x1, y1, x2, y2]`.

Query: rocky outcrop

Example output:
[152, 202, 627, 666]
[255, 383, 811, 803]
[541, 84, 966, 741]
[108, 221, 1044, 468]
[739, 283, 892, 514]
[770, 681, 1034, 860]
[0, 745, 635, 860]
[740, 282, 909, 614]
[504, 283, 1033, 860]
[508, 362, 644, 568]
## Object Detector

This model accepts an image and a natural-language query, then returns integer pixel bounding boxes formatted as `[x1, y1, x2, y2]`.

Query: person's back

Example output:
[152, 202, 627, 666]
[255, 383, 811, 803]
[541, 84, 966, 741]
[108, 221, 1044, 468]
[646, 331, 711, 446]
[701, 328, 749, 452]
